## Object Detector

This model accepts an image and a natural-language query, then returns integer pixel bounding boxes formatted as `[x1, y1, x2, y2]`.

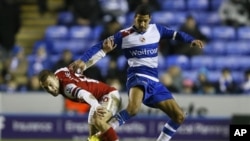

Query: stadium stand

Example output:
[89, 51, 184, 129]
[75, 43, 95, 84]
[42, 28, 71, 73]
[44, 25, 68, 40]
[68, 26, 92, 40]
[4, 0, 250, 94]
[57, 11, 74, 27]
[237, 26, 250, 40]
[186, 0, 209, 11]
[160, 0, 186, 11]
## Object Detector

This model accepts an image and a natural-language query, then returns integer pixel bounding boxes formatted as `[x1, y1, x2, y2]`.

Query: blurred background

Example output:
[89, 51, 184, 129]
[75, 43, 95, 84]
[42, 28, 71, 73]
[0, 0, 250, 140]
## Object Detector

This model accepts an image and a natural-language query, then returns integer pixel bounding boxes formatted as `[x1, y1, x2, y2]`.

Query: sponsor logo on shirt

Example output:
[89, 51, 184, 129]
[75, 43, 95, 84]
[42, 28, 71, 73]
[129, 48, 157, 56]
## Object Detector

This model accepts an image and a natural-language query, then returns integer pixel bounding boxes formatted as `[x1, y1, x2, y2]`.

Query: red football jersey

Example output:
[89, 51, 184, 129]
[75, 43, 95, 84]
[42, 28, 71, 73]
[55, 67, 116, 103]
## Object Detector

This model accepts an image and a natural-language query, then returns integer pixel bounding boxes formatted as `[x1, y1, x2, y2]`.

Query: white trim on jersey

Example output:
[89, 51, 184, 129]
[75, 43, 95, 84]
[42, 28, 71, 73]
[64, 83, 100, 110]
[135, 73, 159, 82]
[121, 25, 161, 49]
[172, 31, 177, 40]
[127, 56, 158, 68]
[85, 50, 106, 70]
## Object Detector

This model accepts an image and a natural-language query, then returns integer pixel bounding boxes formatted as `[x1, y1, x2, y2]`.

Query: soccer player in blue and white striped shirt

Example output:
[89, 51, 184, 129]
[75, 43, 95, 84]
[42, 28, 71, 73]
[70, 4, 204, 141]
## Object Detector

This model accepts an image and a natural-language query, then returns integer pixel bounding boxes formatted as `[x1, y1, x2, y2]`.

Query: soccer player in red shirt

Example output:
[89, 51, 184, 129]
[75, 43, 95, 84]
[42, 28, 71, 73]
[38, 39, 120, 140]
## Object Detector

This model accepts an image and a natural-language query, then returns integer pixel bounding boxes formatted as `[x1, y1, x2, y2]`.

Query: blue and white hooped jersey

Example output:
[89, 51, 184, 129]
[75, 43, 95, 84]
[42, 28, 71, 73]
[81, 24, 195, 82]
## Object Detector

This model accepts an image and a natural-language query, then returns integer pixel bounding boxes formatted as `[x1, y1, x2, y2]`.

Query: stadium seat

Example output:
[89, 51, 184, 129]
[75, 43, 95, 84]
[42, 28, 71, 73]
[226, 41, 250, 55]
[50, 54, 61, 66]
[95, 56, 111, 77]
[27, 54, 52, 77]
[187, 0, 209, 10]
[190, 55, 215, 70]
[152, 12, 187, 25]
[202, 40, 226, 55]
[213, 56, 240, 70]
[207, 70, 221, 82]
[32, 40, 48, 54]
[45, 25, 68, 40]
[182, 70, 198, 82]
[238, 56, 250, 71]
[199, 25, 212, 39]
[124, 12, 134, 27]
[193, 12, 221, 25]
[165, 55, 190, 70]
[211, 0, 226, 10]
[161, 0, 186, 11]
[57, 11, 74, 26]
[237, 26, 250, 40]
[208, 70, 244, 83]
[211, 26, 236, 40]
[117, 55, 127, 71]
[68, 26, 92, 40]
[92, 25, 104, 40]
[231, 71, 244, 83]
[48, 39, 89, 55]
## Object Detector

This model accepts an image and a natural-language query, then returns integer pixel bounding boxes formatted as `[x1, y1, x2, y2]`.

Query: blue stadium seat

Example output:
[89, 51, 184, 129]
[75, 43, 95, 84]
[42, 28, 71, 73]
[187, 0, 209, 10]
[193, 12, 221, 25]
[161, 0, 186, 11]
[190, 56, 215, 70]
[57, 11, 74, 26]
[199, 25, 212, 39]
[207, 70, 221, 82]
[211, 26, 236, 40]
[95, 56, 111, 77]
[182, 70, 198, 82]
[237, 26, 250, 40]
[117, 55, 127, 71]
[152, 12, 187, 25]
[68, 26, 92, 40]
[203, 40, 226, 55]
[45, 25, 68, 40]
[231, 71, 244, 83]
[32, 40, 48, 54]
[48, 39, 89, 55]
[213, 56, 240, 70]
[92, 25, 104, 40]
[165, 55, 190, 70]
[208, 70, 244, 83]
[27, 54, 52, 77]
[124, 12, 134, 27]
[226, 41, 250, 55]
[211, 0, 225, 10]
[50, 54, 61, 66]
[238, 56, 250, 71]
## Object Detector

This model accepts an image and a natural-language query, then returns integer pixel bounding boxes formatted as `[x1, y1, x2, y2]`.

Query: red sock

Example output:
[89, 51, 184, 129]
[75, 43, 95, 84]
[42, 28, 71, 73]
[100, 127, 119, 141]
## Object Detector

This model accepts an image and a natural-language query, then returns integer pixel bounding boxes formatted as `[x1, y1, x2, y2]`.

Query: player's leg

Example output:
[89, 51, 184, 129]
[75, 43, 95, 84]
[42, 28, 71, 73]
[155, 98, 185, 141]
[88, 90, 121, 140]
[90, 108, 119, 141]
[109, 86, 144, 129]
[100, 90, 121, 116]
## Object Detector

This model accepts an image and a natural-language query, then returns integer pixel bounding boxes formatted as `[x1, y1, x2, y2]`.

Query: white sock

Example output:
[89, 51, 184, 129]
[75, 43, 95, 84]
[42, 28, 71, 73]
[156, 132, 172, 141]
[108, 117, 120, 129]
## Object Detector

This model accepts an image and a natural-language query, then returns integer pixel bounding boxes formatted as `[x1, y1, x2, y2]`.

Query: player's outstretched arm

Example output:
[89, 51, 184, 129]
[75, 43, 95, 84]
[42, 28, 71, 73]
[69, 38, 116, 74]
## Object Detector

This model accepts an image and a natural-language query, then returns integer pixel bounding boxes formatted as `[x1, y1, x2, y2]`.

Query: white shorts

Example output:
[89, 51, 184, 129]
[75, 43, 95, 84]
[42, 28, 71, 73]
[88, 90, 121, 124]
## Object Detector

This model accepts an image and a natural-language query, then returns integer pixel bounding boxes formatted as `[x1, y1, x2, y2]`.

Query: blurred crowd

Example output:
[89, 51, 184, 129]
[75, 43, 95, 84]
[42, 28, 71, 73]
[1, 0, 250, 99]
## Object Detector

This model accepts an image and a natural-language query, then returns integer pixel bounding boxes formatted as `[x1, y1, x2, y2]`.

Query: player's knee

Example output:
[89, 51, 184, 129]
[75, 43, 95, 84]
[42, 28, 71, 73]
[126, 106, 140, 116]
[174, 112, 185, 124]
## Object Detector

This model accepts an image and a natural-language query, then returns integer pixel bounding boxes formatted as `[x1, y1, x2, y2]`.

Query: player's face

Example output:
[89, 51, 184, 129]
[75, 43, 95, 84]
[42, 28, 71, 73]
[40, 75, 60, 97]
[134, 14, 151, 32]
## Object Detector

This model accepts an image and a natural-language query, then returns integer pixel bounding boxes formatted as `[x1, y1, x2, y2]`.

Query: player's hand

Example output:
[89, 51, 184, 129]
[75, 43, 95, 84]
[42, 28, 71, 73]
[190, 40, 204, 48]
[95, 106, 108, 117]
[68, 59, 86, 74]
[95, 107, 112, 121]
[102, 38, 117, 53]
